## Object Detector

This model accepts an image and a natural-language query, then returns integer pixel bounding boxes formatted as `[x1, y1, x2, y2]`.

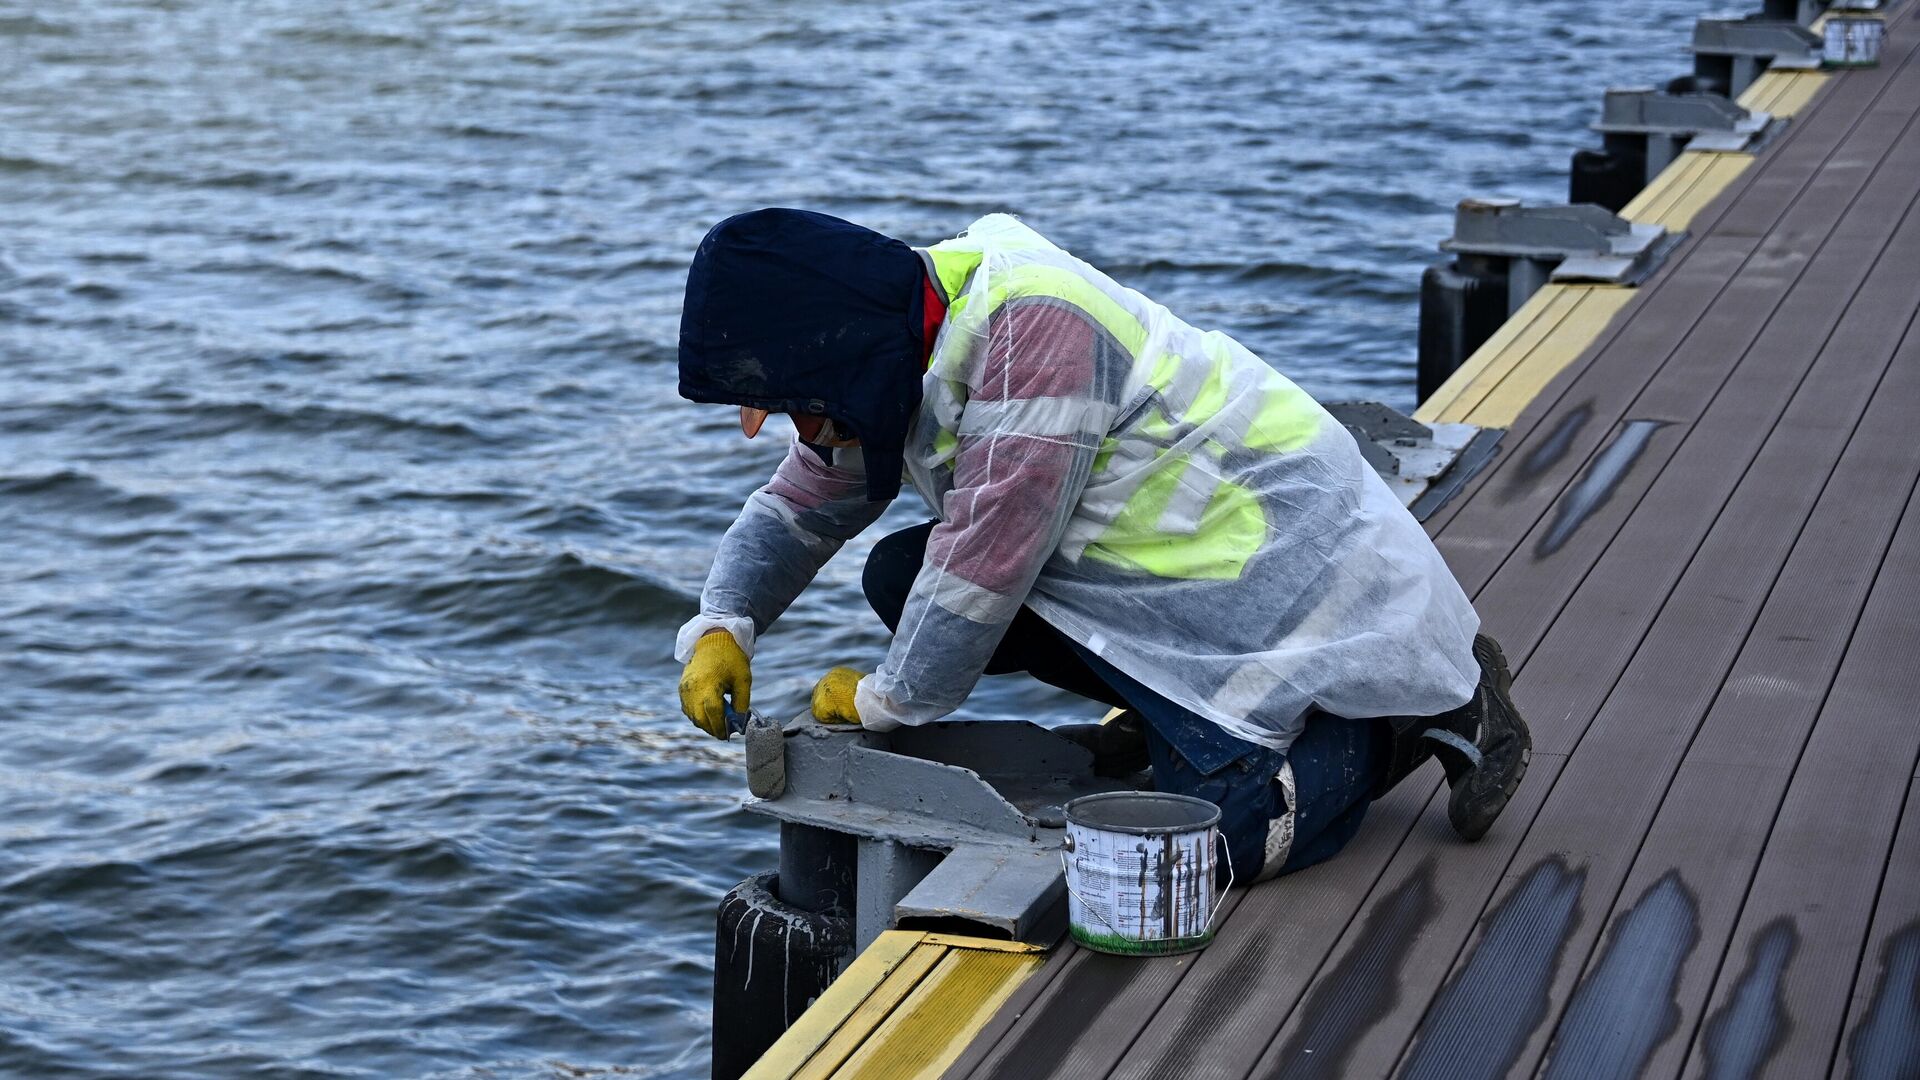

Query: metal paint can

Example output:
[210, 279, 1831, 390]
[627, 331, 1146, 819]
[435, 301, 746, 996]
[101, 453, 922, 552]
[1824, 16, 1884, 68]
[1061, 792, 1224, 956]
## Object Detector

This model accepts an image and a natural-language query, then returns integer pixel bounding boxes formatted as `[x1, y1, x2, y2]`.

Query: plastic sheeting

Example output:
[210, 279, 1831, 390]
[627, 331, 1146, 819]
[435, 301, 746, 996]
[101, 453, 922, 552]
[678, 214, 1478, 750]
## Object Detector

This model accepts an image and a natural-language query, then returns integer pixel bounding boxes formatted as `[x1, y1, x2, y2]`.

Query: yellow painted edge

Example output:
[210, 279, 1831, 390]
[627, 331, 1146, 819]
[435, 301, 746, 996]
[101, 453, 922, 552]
[1657, 154, 1754, 231]
[746, 931, 1049, 1080]
[1424, 286, 1583, 424]
[1737, 69, 1793, 113]
[1622, 151, 1710, 223]
[1767, 72, 1830, 119]
[920, 933, 1047, 954]
[1413, 285, 1568, 424]
[1462, 287, 1636, 427]
[742, 931, 929, 1080]
[830, 947, 1045, 1080]
[1635, 153, 1708, 228]
[791, 942, 947, 1080]
[1737, 68, 1830, 118]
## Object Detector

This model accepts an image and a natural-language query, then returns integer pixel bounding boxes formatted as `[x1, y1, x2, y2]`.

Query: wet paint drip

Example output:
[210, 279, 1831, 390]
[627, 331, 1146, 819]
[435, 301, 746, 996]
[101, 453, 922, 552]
[1264, 861, 1437, 1080]
[1507, 402, 1594, 495]
[1536, 419, 1668, 557]
[1401, 858, 1586, 1080]
[1701, 918, 1796, 1080]
[1542, 871, 1700, 1080]
[1847, 921, 1920, 1080]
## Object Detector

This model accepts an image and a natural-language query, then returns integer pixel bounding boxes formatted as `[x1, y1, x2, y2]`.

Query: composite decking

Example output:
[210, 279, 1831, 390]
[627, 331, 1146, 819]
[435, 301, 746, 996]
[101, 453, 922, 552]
[942, 6, 1920, 1078]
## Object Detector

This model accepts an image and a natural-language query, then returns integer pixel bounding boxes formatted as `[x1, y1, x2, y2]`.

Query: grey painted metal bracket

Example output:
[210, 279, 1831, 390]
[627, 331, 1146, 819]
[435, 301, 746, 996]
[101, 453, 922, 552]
[1693, 18, 1824, 66]
[1324, 401, 1504, 518]
[1409, 427, 1504, 521]
[1597, 88, 1780, 153]
[1587, 87, 1783, 186]
[746, 717, 1141, 946]
[1693, 16, 1823, 100]
[1441, 199, 1681, 287]
[895, 846, 1067, 944]
[1553, 233, 1686, 285]
[1597, 88, 1756, 136]
[1764, 0, 1831, 25]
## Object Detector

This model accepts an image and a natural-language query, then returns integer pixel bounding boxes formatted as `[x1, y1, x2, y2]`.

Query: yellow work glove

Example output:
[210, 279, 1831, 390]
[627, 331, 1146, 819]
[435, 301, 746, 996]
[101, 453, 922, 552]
[679, 630, 751, 739]
[810, 667, 865, 726]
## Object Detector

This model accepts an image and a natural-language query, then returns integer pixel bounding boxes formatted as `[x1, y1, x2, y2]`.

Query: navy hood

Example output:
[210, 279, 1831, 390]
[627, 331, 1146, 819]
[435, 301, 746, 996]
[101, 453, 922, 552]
[678, 208, 927, 502]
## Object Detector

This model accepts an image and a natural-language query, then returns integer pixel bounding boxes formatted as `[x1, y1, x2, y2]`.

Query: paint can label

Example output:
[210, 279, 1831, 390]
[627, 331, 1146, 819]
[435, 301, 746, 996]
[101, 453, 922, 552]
[1825, 17, 1884, 67]
[1064, 818, 1219, 955]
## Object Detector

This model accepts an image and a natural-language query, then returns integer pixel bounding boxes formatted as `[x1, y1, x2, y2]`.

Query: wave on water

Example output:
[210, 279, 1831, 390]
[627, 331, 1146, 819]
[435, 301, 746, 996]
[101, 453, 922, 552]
[0, 14, 73, 37]
[104, 397, 487, 443]
[311, 549, 697, 644]
[0, 469, 182, 517]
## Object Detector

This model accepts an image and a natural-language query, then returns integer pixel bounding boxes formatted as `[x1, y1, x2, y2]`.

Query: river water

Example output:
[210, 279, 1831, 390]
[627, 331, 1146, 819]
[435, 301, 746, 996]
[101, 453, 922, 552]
[2, 2, 1712, 1076]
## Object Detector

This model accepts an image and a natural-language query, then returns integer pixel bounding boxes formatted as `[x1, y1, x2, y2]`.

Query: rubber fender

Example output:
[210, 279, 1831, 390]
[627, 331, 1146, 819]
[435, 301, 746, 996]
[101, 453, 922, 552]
[1673, 63, 1733, 101]
[1417, 258, 1511, 406]
[1570, 146, 1647, 214]
[711, 871, 853, 1080]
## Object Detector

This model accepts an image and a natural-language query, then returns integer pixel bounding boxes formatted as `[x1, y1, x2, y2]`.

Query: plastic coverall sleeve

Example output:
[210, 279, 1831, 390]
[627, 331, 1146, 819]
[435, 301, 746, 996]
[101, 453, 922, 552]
[674, 440, 889, 662]
[855, 304, 1114, 730]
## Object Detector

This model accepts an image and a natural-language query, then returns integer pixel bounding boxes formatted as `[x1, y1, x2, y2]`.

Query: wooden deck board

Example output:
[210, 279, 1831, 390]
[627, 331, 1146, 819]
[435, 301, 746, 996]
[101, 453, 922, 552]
[1509, 226, 1920, 1080]
[954, 891, 1253, 1080]
[1625, 312, 1920, 1080]
[1265, 141, 1920, 1080]
[1828, 780, 1920, 1080]
[1096, 778, 1444, 1080]
[1562, 135, 1920, 1080]
[940, 6, 1920, 1079]
[1679, 471, 1920, 1080]
[1459, 56, 1920, 683]
[1423, 11, 1916, 550]
[1435, 19, 1920, 604]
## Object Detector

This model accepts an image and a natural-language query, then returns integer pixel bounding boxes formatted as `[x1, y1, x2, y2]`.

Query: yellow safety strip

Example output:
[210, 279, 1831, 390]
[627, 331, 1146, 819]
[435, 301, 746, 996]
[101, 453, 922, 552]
[1739, 68, 1830, 117]
[1415, 285, 1636, 429]
[1622, 151, 1715, 225]
[831, 949, 1039, 1079]
[1467, 288, 1637, 425]
[743, 930, 1044, 1080]
[1758, 71, 1829, 118]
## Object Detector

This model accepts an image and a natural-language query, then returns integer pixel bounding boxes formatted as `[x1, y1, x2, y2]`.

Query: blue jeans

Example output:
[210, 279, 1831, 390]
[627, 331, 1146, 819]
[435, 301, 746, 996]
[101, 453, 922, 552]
[1068, 646, 1383, 882]
[864, 523, 1390, 884]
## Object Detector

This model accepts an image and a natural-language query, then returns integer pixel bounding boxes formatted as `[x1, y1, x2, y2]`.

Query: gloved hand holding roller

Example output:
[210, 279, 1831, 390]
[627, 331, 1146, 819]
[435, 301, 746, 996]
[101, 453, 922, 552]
[677, 628, 751, 739]
[672, 208, 1532, 882]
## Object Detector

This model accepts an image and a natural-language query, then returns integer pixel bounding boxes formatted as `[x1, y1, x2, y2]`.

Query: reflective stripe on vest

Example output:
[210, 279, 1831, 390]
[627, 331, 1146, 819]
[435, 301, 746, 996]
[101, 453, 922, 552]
[920, 246, 1314, 581]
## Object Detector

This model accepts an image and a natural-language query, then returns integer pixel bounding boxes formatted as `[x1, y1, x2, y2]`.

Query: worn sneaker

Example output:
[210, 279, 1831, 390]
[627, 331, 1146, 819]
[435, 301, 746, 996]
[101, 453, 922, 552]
[1426, 634, 1532, 841]
[1054, 710, 1150, 778]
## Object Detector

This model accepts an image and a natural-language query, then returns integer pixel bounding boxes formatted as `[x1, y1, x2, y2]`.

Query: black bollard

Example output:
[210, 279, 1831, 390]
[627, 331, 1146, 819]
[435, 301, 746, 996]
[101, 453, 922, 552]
[1416, 256, 1512, 405]
[711, 871, 852, 1080]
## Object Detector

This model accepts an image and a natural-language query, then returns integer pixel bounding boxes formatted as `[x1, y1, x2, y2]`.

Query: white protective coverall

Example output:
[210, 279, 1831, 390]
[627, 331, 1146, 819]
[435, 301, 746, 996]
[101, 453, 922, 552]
[674, 214, 1479, 751]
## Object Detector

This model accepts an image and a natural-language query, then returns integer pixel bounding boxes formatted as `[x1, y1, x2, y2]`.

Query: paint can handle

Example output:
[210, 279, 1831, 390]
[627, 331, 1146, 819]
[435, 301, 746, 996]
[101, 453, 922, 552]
[1207, 828, 1236, 936]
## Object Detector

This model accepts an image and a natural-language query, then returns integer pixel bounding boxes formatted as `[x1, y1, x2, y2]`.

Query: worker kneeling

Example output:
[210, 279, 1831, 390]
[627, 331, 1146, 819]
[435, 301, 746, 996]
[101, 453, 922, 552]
[674, 208, 1531, 882]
